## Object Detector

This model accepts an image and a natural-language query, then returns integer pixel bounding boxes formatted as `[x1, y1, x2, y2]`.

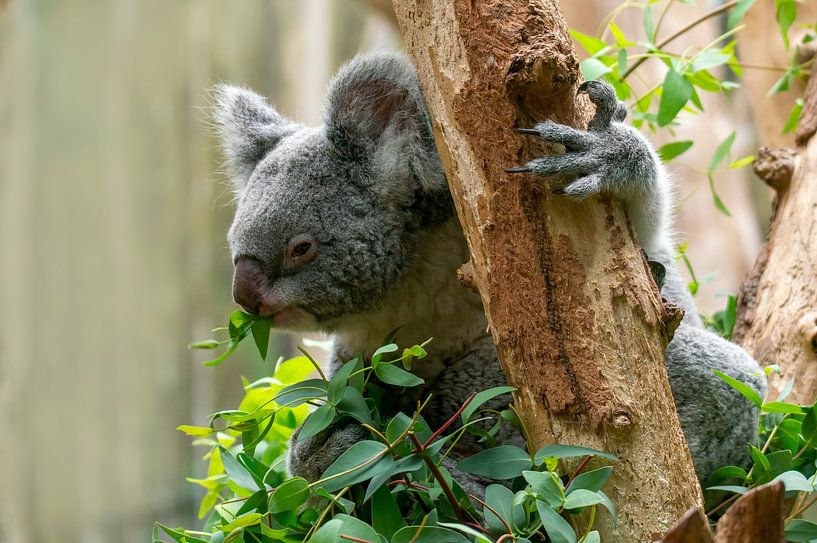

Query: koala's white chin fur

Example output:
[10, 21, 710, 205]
[332, 218, 488, 380]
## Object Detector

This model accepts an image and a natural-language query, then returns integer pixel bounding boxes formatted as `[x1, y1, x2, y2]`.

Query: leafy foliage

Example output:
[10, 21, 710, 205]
[157, 312, 619, 542]
[572, 0, 816, 217]
[706, 369, 817, 540]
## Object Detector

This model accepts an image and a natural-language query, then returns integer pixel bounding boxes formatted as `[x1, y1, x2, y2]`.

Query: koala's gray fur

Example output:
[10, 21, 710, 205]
[213, 51, 766, 490]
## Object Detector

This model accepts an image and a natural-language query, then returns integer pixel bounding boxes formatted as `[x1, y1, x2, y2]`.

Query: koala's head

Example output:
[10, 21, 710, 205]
[213, 51, 453, 332]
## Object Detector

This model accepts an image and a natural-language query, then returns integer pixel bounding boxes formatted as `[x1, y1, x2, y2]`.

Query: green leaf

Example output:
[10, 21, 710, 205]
[534, 444, 618, 464]
[319, 440, 393, 492]
[608, 22, 633, 47]
[309, 518, 342, 543]
[580, 58, 612, 81]
[484, 484, 525, 534]
[275, 379, 328, 407]
[332, 514, 382, 543]
[762, 402, 804, 414]
[297, 403, 336, 440]
[704, 466, 748, 488]
[461, 386, 516, 423]
[328, 359, 358, 404]
[219, 512, 263, 532]
[643, 5, 655, 43]
[776, 0, 797, 49]
[523, 470, 564, 508]
[364, 454, 423, 501]
[566, 466, 613, 494]
[536, 502, 577, 543]
[729, 155, 755, 169]
[458, 445, 533, 479]
[189, 339, 219, 349]
[709, 131, 736, 174]
[657, 70, 693, 126]
[267, 477, 309, 513]
[728, 0, 757, 29]
[582, 531, 601, 543]
[372, 342, 399, 366]
[371, 486, 407, 538]
[392, 525, 471, 543]
[336, 386, 373, 424]
[749, 445, 772, 483]
[219, 446, 261, 491]
[250, 318, 272, 361]
[690, 50, 731, 73]
[596, 490, 617, 521]
[657, 140, 693, 162]
[177, 425, 214, 437]
[153, 523, 210, 543]
[713, 370, 762, 407]
[374, 363, 424, 387]
[706, 485, 749, 494]
[570, 29, 608, 55]
[563, 489, 605, 510]
[784, 98, 803, 134]
[785, 519, 817, 542]
[772, 470, 813, 492]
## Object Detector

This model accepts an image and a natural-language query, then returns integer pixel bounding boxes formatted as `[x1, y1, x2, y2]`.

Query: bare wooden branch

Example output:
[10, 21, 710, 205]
[714, 482, 785, 543]
[735, 77, 817, 403]
[393, 1, 702, 540]
[657, 507, 714, 543]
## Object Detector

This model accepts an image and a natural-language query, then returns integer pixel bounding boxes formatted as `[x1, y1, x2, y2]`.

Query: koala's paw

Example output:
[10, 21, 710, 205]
[287, 422, 367, 482]
[507, 80, 657, 202]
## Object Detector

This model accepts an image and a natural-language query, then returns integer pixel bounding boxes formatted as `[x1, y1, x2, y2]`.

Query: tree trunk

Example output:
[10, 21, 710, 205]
[392, 1, 702, 540]
[733, 72, 817, 404]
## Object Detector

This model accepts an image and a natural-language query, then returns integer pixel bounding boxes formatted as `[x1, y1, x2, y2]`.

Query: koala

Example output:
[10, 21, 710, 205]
[212, 50, 766, 491]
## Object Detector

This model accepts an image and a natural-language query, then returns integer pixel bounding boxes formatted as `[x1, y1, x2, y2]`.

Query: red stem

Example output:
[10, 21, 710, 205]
[423, 391, 478, 448]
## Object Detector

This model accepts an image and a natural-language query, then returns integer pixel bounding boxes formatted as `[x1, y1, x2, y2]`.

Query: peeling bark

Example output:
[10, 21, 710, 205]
[393, 1, 702, 540]
[734, 80, 817, 404]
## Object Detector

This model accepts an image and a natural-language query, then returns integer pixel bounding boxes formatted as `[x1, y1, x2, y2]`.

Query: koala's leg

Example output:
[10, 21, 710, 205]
[287, 421, 367, 482]
[666, 324, 766, 482]
[423, 336, 525, 499]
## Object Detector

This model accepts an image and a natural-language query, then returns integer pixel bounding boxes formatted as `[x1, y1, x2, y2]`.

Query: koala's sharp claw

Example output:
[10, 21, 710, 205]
[505, 166, 531, 174]
[577, 81, 592, 94]
[552, 188, 566, 194]
[514, 128, 541, 136]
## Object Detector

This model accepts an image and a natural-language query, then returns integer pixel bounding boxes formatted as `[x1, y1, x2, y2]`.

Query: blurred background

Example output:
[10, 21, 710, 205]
[0, 0, 807, 541]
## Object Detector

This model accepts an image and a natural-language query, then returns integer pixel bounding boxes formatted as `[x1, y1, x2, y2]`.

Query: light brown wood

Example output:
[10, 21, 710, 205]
[393, 1, 703, 540]
[714, 482, 785, 543]
[734, 78, 817, 404]
[657, 507, 714, 543]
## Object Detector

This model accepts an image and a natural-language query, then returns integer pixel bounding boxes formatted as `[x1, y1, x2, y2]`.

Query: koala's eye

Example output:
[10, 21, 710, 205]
[292, 242, 312, 257]
[285, 234, 317, 267]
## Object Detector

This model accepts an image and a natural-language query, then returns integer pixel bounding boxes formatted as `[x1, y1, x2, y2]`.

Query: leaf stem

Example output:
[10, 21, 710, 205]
[623, 0, 739, 80]
[423, 391, 477, 448]
[409, 432, 467, 522]
[297, 345, 327, 380]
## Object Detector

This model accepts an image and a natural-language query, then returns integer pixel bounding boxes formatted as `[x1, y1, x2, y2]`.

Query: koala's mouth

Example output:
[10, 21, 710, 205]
[268, 305, 317, 331]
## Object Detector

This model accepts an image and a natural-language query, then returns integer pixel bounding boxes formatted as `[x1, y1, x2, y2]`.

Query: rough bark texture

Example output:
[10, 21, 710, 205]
[714, 482, 785, 543]
[734, 80, 817, 404]
[393, 1, 702, 540]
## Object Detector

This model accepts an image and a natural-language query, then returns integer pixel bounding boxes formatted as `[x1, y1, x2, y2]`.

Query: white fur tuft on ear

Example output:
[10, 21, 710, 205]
[212, 84, 298, 191]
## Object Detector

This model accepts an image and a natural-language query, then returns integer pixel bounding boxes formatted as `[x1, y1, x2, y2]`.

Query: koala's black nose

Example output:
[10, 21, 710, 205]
[232, 257, 270, 315]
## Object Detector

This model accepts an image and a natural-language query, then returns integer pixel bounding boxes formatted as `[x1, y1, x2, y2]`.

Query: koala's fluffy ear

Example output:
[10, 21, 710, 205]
[212, 84, 297, 191]
[324, 51, 446, 198]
